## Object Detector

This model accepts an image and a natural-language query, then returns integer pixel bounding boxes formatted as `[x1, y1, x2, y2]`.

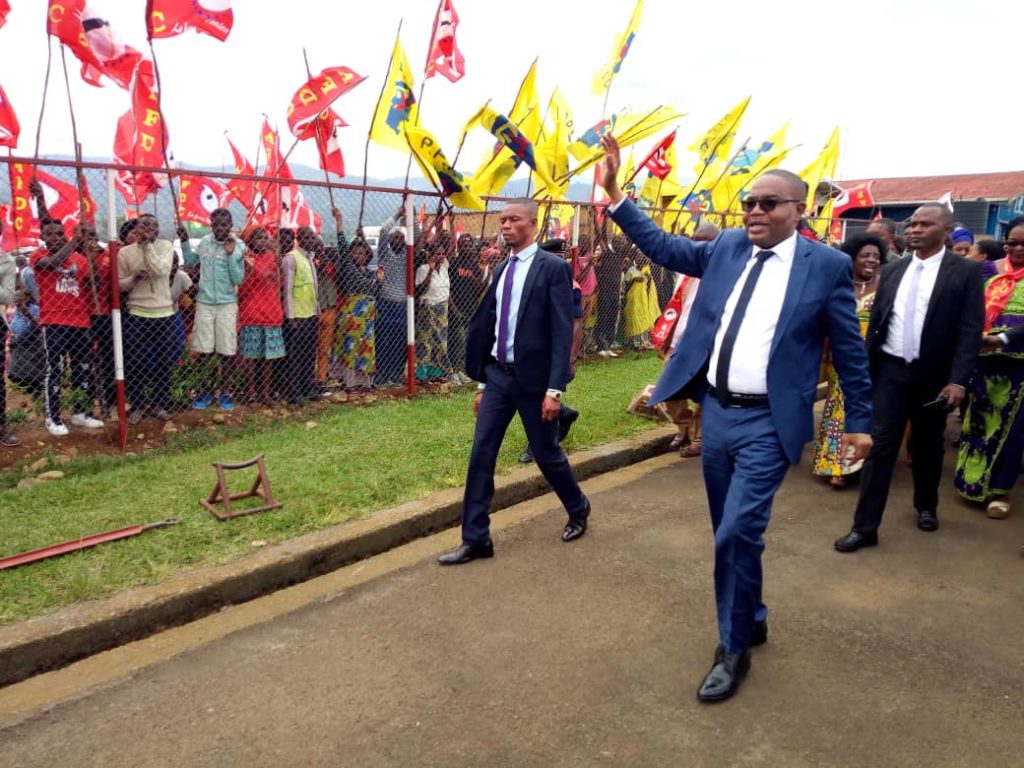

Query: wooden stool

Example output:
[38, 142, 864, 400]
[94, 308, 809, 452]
[201, 454, 283, 521]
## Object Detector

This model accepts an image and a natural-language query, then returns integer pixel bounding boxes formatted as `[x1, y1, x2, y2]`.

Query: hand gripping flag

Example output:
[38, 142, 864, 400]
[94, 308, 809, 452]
[370, 37, 419, 153]
[592, 0, 643, 95]
[425, 0, 465, 83]
[147, 0, 233, 41]
[405, 125, 484, 211]
[286, 66, 364, 139]
[48, 1, 144, 89]
[0, 83, 20, 148]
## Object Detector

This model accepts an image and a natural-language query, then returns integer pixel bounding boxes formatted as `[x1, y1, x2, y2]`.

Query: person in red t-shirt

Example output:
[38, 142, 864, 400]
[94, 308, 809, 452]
[29, 219, 105, 436]
[238, 227, 285, 404]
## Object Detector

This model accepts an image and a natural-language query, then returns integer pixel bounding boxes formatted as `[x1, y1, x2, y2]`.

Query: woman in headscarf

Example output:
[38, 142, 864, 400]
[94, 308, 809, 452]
[954, 216, 1024, 518]
[950, 226, 974, 258]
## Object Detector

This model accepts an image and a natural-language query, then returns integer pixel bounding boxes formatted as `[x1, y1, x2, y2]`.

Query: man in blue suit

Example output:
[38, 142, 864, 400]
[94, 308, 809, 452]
[600, 134, 873, 702]
[438, 199, 590, 566]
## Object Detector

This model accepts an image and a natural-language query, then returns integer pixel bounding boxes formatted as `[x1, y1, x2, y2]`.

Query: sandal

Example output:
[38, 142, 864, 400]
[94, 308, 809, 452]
[986, 499, 1011, 519]
[681, 441, 702, 458]
[829, 476, 846, 489]
[669, 434, 688, 450]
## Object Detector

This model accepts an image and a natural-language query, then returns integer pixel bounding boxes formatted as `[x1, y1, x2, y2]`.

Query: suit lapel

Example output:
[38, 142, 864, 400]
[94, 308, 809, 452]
[920, 251, 956, 337]
[516, 249, 544, 322]
[877, 257, 911, 325]
[770, 237, 812, 358]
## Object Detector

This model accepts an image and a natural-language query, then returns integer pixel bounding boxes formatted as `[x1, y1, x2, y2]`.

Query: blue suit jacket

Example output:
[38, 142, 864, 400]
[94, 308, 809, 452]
[610, 199, 872, 464]
[465, 248, 575, 394]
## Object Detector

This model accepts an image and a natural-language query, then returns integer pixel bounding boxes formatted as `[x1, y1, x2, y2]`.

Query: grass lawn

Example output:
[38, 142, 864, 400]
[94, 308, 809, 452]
[0, 354, 665, 624]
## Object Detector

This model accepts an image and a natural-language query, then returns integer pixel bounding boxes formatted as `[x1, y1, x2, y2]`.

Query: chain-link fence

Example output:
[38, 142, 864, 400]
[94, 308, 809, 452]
[2, 156, 843, 451]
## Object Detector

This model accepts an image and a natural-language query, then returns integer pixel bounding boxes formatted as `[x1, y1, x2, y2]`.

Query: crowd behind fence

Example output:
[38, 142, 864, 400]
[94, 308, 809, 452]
[1, 158, 844, 448]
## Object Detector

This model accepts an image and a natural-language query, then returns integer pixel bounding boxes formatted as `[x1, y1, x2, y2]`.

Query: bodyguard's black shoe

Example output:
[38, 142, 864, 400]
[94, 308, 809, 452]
[518, 446, 535, 464]
[557, 407, 579, 443]
[562, 498, 590, 542]
[437, 541, 494, 566]
[751, 619, 768, 647]
[834, 529, 879, 552]
[697, 645, 751, 703]
[917, 510, 939, 532]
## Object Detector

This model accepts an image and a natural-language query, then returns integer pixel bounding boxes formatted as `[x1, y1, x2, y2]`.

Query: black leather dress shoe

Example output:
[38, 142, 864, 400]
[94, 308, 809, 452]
[917, 510, 939, 532]
[751, 619, 768, 647]
[562, 498, 591, 542]
[834, 529, 879, 552]
[697, 645, 751, 703]
[518, 446, 535, 464]
[437, 541, 494, 566]
[557, 407, 579, 442]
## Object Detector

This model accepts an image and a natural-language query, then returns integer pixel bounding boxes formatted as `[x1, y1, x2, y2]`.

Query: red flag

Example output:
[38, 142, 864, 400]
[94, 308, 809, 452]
[0, 1, 11, 29]
[147, 0, 233, 41]
[47, 0, 143, 89]
[113, 110, 164, 206]
[0, 82, 20, 149]
[639, 130, 676, 181]
[130, 59, 170, 168]
[177, 174, 227, 224]
[285, 66, 365, 139]
[425, 0, 465, 82]
[7, 162, 95, 245]
[832, 181, 875, 217]
[8, 161, 38, 243]
[313, 111, 346, 177]
[224, 134, 255, 209]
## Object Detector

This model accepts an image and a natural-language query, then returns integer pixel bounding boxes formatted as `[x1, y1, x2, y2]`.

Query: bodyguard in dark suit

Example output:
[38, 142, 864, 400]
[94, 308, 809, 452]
[601, 134, 873, 702]
[437, 199, 590, 566]
[835, 204, 985, 551]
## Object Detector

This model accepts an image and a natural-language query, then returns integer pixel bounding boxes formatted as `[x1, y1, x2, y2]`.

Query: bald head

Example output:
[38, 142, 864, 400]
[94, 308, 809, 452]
[693, 222, 721, 242]
[916, 203, 954, 226]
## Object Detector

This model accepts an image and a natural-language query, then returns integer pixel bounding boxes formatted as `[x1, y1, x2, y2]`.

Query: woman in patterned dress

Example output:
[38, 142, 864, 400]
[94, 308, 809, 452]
[335, 237, 381, 391]
[954, 217, 1024, 518]
[812, 233, 884, 487]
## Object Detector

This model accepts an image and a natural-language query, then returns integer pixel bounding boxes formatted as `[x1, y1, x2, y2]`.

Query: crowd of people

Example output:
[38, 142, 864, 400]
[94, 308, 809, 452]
[0, 189, 677, 447]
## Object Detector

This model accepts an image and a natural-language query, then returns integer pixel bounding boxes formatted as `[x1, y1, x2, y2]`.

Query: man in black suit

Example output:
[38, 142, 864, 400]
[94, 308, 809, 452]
[836, 204, 985, 552]
[438, 199, 590, 565]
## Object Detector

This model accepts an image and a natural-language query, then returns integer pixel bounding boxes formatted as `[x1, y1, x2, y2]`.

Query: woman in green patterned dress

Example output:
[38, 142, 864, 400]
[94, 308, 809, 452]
[954, 217, 1024, 518]
[812, 234, 883, 487]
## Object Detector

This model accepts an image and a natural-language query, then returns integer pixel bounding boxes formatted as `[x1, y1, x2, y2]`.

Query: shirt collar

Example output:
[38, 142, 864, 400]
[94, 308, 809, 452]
[511, 242, 538, 262]
[911, 247, 946, 267]
[753, 231, 798, 263]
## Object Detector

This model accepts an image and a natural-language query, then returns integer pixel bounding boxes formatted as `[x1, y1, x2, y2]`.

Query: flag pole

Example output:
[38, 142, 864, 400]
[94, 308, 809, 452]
[361, 19, 403, 228]
[401, 80, 427, 190]
[33, 36, 54, 169]
[145, 39, 181, 234]
[302, 48, 337, 211]
[669, 125, 743, 234]
[57, 48, 86, 224]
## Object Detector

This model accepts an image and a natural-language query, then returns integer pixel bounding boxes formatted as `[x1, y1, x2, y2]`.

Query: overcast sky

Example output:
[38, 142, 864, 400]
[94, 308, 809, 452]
[1, 0, 1020, 186]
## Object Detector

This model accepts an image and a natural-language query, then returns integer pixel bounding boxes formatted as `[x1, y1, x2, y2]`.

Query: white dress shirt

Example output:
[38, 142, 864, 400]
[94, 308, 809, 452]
[881, 248, 945, 361]
[490, 243, 538, 362]
[707, 232, 799, 395]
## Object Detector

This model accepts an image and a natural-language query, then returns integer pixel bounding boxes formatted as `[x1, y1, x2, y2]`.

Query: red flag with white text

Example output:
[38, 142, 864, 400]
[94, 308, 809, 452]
[7, 162, 95, 244]
[147, 0, 233, 41]
[177, 174, 228, 224]
[639, 130, 675, 180]
[0, 82, 20, 148]
[47, 0, 144, 89]
[425, 0, 465, 82]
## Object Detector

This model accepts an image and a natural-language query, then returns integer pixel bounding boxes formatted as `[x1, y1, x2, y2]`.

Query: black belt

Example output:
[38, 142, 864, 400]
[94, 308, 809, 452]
[708, 386, 769, 408]
[494, 361, 516, 374]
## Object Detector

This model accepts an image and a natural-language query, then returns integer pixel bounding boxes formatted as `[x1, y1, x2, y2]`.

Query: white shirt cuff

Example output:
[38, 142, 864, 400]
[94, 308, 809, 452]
[608, 197, 626, 214]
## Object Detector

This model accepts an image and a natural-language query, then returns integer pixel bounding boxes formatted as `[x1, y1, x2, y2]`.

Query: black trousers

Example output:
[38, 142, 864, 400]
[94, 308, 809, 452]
[283, 317, 318, 401]
[124, 313, 178, 413]
[41, 324, 92, 423]
[853, 354, 950, 533]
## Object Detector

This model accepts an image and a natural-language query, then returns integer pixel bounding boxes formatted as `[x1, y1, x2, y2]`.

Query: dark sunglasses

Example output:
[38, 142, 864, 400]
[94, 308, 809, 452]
[740, 196, 802, 213]
[1005, 240, 1024, 249]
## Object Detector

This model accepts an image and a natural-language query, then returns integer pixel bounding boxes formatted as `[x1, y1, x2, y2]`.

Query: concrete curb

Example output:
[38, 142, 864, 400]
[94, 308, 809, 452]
[0, 428, 675, 688]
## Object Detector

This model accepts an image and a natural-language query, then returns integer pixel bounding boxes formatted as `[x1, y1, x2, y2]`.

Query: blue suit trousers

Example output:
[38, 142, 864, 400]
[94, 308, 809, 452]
[701, 398, 791, 654]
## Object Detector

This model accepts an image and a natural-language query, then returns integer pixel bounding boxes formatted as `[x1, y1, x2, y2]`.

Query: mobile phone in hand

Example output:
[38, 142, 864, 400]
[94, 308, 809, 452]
[922, 394, 949, 410]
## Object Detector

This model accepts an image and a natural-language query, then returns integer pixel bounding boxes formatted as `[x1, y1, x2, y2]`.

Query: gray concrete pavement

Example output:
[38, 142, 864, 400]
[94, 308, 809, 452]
[1, 451, 1022, 767]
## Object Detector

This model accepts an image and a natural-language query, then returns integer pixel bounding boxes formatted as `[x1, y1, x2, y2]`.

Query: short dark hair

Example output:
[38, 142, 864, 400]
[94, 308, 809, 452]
[505, 198, 538, 218]
[976, 239, 1003, 260]
[39, 217, 63, 230]
[916, 203, 954, 225]
[119, 219, 139, 243]
[841, 233, 887, 260]
[761, 169, 809, 202]
[1005, 215, 1024, 234]
[868, 217, 897, 236]
[210, 208, 232, 221]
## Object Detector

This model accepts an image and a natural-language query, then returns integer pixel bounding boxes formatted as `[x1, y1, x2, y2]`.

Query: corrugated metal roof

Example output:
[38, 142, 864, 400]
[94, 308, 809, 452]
[838, 171, 1024, 204]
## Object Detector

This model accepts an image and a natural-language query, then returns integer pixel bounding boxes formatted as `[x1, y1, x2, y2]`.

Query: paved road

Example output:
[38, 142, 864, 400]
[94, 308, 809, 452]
[1, 450, 1022, 767]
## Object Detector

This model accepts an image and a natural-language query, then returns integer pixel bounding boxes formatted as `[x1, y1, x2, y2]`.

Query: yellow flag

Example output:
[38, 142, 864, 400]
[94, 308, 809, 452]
[461, 104, 559, 194]
[799, 126, 841, 208]
[592, 0, 644, 95]
[619, 146, 638, 199]
[536, 89, 574, 198]
[404, 125, 485, 211]
[689, 96, 750, 173]
[370, 36, 419, 153]
[469, 61, 541, 197]
[718, 123, 793, 211]
[570, 105, 684, 178]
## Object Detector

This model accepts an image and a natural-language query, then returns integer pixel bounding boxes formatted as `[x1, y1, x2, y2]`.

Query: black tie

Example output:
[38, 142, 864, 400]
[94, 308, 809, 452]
[715, 250, 774, 406]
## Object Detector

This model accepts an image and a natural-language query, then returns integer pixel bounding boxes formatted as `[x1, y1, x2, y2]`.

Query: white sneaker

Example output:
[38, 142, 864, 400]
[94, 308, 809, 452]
[597, 350, 613, 358]
[46, 419, 70, 437]
[71, 413, 105, 429]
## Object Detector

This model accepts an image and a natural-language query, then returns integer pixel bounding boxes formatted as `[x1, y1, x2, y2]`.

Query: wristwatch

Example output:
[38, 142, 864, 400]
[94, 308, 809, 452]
[546, 389, 562, 401]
